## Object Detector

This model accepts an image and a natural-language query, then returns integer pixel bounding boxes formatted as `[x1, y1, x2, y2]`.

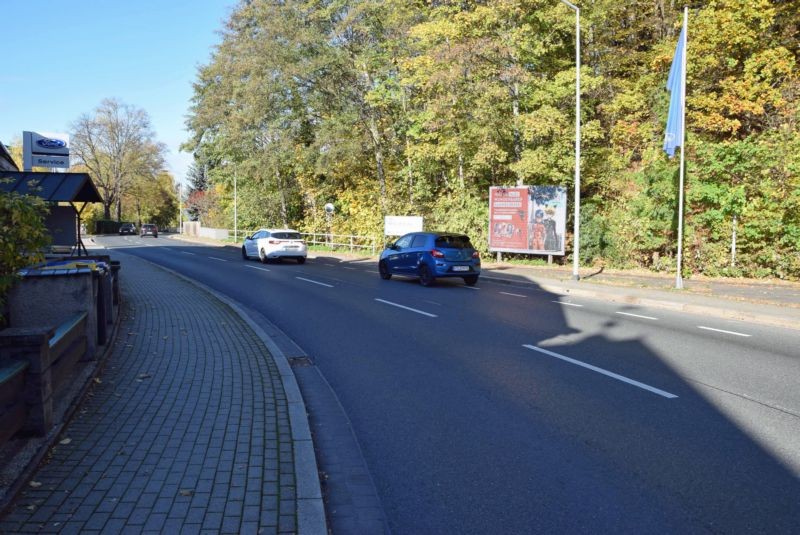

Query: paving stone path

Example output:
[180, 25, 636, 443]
[0, 254, 297, 534]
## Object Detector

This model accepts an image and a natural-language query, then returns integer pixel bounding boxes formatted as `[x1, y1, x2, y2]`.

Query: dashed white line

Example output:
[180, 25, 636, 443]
[244, 265, 271, 272]
[342, 267, 358, 270]
[500, 291, 526, 298]
[465, 286, 480, 290]
[296, 277, 333, 288]
[523, 345, 678, 399]
[698, 326, 751, 337]
[616, 311, 658, 320]
[209, 256, 228, 262]
[552, 301, 583, 307]
[181, 251, 196, 255]
[374, 299, 438, 318]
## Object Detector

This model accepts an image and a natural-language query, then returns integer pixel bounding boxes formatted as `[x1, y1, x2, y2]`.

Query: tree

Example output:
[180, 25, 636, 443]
[70, 98, 167, 220]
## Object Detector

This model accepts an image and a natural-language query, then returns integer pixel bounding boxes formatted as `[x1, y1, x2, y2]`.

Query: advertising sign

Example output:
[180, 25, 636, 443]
[489, 185, 568, 255]
[23, 131, 70, 170]
[385, 215, 423, 236]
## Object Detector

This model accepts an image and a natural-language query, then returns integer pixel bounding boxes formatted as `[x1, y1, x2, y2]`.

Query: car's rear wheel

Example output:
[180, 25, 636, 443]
[241, 246, 248, 260]
[259, 248, 268, 264]
[379, 260, 392, 280]
[463, 275, 479, 286]
[297, 257, 306, 264]
[419, 264, 435, 287]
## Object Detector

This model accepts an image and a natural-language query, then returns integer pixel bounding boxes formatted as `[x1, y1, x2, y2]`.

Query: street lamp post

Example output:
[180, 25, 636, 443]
[559, 0, 581, 281]
[178, 181, 182, 234]
[234, 170, 238, 242]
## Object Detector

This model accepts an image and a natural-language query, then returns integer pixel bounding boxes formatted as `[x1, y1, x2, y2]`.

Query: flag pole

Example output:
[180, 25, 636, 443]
[675, 6, 688, 290]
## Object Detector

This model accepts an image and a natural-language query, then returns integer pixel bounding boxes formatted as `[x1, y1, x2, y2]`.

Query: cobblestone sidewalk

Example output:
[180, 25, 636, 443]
[0, 254, 299, 534]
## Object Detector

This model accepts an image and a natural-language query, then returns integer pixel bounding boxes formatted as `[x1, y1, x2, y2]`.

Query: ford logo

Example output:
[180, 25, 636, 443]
[36, 138, 67, 149]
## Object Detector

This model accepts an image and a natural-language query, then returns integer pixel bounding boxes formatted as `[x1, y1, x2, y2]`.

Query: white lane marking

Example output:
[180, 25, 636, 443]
[553, 301, 583, 307]
[209, 256, 228, 262]
[523, 345, 678, 399]
[374, 298, 438, 318]
[500, 291, 526, 298]
[296, 277, 333, 288]
[616, 311, 658, 321]
[343, 267, 358, 270]
[244, 265, 271, 272]
[465, 286, 480, 290]
[181, 251, 196, 255]
[698, 326, 751, 337]
[366, 270, 380, 274]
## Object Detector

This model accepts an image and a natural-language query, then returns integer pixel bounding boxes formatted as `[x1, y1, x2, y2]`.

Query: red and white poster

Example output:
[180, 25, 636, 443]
[489, 186, 567, 255]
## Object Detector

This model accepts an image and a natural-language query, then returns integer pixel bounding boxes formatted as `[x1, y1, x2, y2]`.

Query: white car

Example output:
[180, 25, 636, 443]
[242, 229, 307, 264]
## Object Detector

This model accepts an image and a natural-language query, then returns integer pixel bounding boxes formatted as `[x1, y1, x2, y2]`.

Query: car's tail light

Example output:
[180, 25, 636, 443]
[472, 251, 480, 259]
[431, 249, 445, 258]
[269, 239, 281, 244]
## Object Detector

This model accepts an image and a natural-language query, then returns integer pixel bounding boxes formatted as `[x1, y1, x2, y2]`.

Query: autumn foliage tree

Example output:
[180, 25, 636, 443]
[184, 0, 800, 279]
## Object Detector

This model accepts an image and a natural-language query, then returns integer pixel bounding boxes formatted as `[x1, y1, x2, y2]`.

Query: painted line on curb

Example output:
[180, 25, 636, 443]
[296, 277, 334, 288]
[375, 298, 438, 318]
[244, 265, 271, 272]
[553, 300, 583, 307]
[523, 345, 678, 399]
[616, 311, 658, 320]
[500, 291, 526, 298]
[698, 326, 751, 337]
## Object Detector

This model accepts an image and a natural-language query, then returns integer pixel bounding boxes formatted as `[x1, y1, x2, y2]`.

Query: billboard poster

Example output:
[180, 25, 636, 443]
[489, 185, 568, 255]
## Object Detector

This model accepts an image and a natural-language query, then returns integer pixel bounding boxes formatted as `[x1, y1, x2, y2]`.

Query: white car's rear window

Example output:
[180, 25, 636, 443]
[271, 232, 302, 240]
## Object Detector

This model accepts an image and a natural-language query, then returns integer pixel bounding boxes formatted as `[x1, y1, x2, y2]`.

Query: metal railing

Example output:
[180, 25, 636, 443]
[301, 232, 379, 255]
[223, 228, 379, 255]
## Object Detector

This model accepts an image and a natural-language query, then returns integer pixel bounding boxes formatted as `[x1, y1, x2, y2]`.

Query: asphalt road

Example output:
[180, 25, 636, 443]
[96, 235, 800, 534]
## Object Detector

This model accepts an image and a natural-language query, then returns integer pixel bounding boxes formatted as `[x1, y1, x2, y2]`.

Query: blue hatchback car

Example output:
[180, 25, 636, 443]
[379, 232, 481, 286]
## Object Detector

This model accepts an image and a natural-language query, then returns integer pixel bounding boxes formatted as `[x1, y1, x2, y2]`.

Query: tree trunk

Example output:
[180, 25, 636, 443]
[366, 114, 387, 212]
[277, 169, 288, 227]
[458, 152, 465, 188]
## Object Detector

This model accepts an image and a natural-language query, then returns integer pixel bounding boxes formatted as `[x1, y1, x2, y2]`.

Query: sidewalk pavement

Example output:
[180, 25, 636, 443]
[0, 253, 325, 534]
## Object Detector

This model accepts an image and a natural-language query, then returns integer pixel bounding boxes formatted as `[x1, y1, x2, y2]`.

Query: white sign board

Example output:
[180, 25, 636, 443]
[23, 131, 70, 170]
[384, 215, 423, 236]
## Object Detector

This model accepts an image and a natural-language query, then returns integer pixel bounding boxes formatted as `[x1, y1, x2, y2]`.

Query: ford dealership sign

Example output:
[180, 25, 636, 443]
[35, 137, 67, 150]
[23, 131, 70, 170]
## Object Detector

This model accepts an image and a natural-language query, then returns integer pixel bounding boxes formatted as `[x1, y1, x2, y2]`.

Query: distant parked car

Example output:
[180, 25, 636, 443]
[140, 224, 158, 238]
[119, 223, 136, 235]
[242, 229, 307, 263]
[379, 232, 481, 286]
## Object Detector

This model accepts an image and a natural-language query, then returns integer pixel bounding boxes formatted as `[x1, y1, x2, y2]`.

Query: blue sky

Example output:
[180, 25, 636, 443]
[0, 0, 236, 184]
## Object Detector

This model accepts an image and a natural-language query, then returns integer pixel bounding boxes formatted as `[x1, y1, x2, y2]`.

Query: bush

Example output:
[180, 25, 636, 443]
[0, 189, 51, 322]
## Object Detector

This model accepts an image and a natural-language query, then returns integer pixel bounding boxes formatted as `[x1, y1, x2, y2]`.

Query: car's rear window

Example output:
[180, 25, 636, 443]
[272, 232, 302, 240]
[435, 235, 473, 249]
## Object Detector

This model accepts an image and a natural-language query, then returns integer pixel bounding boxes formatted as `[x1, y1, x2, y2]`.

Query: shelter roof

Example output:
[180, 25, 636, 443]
[0, 172, 102, 203]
